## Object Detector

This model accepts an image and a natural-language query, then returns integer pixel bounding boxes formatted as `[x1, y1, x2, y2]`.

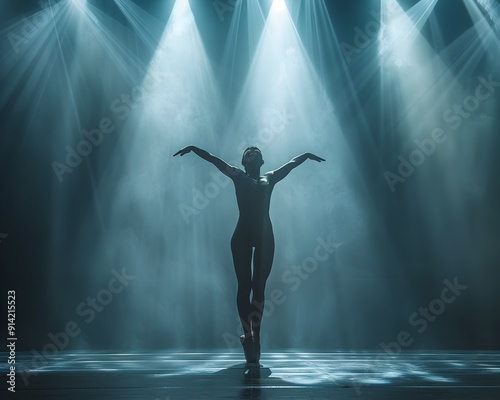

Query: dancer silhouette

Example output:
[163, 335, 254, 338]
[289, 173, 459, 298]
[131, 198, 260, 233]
[174, 146, 325, 364]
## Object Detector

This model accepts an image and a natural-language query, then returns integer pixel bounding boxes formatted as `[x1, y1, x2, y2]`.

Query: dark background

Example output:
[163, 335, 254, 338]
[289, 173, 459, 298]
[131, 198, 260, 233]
[1, 0, 499, 351]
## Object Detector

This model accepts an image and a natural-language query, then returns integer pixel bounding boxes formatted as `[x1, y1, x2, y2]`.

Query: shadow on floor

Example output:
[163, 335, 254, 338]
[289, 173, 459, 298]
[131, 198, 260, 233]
[211, 363, 293, 399]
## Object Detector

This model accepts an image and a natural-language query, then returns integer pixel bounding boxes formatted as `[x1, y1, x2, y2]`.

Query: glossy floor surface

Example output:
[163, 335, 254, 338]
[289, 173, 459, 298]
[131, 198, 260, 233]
[3, 351, 500, 399]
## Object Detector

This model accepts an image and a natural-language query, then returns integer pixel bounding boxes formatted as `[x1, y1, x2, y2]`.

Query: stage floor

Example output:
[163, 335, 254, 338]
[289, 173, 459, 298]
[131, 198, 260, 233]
[4, 351, 500, 399]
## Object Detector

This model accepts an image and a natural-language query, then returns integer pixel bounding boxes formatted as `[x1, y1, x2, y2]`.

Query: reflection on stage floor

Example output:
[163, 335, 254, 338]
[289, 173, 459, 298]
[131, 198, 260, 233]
[4, 350, 500, 399]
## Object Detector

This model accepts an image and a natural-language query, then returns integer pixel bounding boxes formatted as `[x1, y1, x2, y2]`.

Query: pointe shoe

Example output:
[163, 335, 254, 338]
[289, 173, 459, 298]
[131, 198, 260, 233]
[240, 333, 257, 364]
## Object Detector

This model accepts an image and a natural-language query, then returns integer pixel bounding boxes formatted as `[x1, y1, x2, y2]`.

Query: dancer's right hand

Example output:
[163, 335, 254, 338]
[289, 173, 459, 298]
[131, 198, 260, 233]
[173, 146, 194, 156]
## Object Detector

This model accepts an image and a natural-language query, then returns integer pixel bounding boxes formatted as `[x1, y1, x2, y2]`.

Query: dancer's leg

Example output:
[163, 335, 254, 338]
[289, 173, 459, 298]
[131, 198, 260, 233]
[230, 230, 253, 336]
[251, 229, 275, 339]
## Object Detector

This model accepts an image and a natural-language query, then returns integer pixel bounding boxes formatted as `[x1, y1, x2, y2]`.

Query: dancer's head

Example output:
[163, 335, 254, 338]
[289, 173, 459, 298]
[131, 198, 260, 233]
[242, 147, 264, 172]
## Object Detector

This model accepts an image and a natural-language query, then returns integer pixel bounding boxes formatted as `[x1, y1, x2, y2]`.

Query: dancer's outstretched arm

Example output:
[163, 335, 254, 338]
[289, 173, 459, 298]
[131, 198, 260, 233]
[173, 145, 241, 178]
[267, 153, 325, 184]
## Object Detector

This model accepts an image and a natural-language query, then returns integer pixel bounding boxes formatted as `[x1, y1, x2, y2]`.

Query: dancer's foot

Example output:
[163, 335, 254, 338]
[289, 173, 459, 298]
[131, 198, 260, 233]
[240, 333, 256, 364]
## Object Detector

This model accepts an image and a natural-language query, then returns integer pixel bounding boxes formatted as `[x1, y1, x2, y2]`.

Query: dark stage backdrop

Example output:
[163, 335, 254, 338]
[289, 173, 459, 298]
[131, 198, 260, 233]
[1, 0, 499, 353]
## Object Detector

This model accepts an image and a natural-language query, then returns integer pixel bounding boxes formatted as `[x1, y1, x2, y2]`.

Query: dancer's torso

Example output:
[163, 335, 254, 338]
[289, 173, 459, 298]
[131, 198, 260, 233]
[233, 173, 274, 242]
